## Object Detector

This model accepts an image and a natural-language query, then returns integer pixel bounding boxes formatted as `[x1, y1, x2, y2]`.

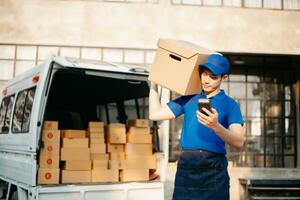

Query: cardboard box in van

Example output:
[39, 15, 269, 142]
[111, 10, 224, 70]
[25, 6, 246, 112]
[61, 170, 91, 183]
[61, 130, 86, 138]
[127, 127, 150, 134]
[108, 160, 125, 170]
[42, 130, 60, 143]
[90, 143, 106, 154]
[39, 155, 60, 169]
[38, 168, 60, 184]
[64, 160, 92, 170]
[106, 124, 126, 144]
[125, 155, 157, 169]
[62, 138, 89, 148]
[61, 148, 90, 160]
[148, 38, 216, 95]
[125, 144, 152, 155]
[109, 152, 125, 160]
[107, 144, 125, 153]
[120, 169, 149, 182]
[91, 153, 109, 160]
[88, 121, 104, 127]
[127, 132, 152, 144]
[128, 119, 149, 128]
[91, 169, 119, 183]
[92, 160, 108, 170]
[40, 143, 60, 157]
[43, 121, 59, 130]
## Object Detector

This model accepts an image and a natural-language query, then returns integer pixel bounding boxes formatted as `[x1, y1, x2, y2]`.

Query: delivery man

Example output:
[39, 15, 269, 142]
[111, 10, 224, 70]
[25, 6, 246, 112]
[149, 54, 245, 200]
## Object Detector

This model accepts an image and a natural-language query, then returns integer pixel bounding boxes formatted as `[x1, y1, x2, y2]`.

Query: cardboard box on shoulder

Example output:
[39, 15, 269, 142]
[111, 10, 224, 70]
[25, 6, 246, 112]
[39, 155, 60, 168]
[61, 130, 86, 138]
[91, 153, 109, 160]
[120, 169, 149, 182]
[148, 38, 216, 95]
[90, 143, 106, 154]
[106, 123, 126, 144]
[62, 138, 89, 148]
[91, 169, 119, 183]
[38, 168, 60, 184]
[61, 148, 90, 160]
[128, 119, 149, 128]
[42, 130, 60, 143]
[43, 121, 58, 130]
[61, 170, 91, 183]
[107, 144, 125, 153]
[92, 160, 108, 169]
[125, 144, 152, 155]
[64, 160, 92, 170]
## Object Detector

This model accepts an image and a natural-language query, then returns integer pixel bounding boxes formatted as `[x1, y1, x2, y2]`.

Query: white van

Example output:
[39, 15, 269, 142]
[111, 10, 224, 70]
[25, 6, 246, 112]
[0, 57, 169, 200]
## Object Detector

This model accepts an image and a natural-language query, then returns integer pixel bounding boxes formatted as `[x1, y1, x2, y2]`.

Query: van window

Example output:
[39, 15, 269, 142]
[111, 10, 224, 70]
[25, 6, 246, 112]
[0, 95, 15, 134]
[12, 87, 36, 133]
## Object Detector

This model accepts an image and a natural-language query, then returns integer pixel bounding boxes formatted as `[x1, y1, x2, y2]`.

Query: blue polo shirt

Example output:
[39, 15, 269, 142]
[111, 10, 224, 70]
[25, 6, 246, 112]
[167, 89, 244, 154]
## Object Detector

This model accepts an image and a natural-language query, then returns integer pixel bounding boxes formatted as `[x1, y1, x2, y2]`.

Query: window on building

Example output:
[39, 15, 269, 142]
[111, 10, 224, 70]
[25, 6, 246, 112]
[0, 95, 15, 134]
[12, 87, 36, 133]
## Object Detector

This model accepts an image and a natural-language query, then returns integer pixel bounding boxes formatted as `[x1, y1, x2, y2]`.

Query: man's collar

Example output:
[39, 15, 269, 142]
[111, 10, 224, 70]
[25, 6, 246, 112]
[199, 89, 226, 99]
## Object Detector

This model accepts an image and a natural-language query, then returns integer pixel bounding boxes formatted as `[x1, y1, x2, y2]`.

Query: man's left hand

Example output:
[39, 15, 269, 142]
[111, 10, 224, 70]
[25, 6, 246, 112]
[196, 108, 220, 131]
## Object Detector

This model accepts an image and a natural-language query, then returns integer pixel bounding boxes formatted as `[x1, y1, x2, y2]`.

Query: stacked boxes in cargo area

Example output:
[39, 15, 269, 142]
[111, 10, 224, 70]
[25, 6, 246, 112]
[61, 129, 91, 183]
[38, 119, 157, 184]
[38, 121, 60, 184]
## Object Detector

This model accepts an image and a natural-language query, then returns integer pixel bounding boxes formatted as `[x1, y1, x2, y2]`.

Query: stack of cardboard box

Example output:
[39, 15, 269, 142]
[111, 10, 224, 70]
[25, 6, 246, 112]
[121, 119, 156, 182]
[61, 129, 91, 183]
[38, 121, 60, 184]
[89, 122, 118, 182]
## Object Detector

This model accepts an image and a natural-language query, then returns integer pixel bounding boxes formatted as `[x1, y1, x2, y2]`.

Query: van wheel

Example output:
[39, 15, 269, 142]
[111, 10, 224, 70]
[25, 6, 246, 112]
[10, 191, 18, 200]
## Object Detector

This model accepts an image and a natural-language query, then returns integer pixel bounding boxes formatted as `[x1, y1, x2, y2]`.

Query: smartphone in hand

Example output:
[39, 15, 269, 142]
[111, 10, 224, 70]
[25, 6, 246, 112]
[198, 99, 212, 116]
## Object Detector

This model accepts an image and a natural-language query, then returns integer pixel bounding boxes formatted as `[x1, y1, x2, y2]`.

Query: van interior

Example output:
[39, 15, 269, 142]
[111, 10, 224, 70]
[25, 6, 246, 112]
[44, 68, 150, 130]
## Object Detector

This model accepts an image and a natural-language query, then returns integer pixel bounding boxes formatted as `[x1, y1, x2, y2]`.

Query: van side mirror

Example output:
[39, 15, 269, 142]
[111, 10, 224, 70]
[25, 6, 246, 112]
[1, 126, 9, 133]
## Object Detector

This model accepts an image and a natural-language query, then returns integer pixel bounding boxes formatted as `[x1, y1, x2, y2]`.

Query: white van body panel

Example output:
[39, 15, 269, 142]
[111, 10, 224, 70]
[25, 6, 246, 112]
[0, 57, 169, 200]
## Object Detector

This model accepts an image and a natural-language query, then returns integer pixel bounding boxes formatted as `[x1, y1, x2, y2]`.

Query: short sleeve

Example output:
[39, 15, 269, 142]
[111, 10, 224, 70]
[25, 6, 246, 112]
[228, 103, 244, 126]
[167, 95, 193, 117]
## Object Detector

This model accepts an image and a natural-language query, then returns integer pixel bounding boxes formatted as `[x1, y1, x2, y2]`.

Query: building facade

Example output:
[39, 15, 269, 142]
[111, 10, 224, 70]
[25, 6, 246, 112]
[0, 0, 300, 199]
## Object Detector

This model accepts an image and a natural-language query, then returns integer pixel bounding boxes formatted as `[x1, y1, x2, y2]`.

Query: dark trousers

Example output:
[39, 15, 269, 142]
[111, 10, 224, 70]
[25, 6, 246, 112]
[172, 150, 230, 200]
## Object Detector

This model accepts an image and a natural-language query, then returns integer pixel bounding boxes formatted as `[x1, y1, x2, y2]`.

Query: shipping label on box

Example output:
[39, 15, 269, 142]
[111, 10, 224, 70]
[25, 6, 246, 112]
[91, 169, 119, 183]
[90, 144, 106, 154]
[120, 169, 149, 182]
[125, 144, 152, 155]
[61, 130, 86, 138]
[43, 121, 58, 130]
[61, 170, 91, 183]
[108, 160, 125, 170]
[39, 155, 60, 168]
[125, 155, 157, 169]
[40, 143, 60, 158]
[92, 160, 108, 170]
[38, 168, 60, 184]
[109, 152, 125, 160]
[64, 160, 92, 170]
[63, 138, 89, 148]
[107, 144, 125, 153]
[42, 130, 60, 143]
[128, 119, 149, 128]
[127, 133, 152, 144]
[148, 38, 216, 95]
[61, 148, 90, 161]
[91, 153, 109, 160]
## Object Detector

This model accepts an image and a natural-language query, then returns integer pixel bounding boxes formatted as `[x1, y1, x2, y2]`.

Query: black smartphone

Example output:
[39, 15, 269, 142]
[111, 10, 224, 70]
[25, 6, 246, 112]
[198, 99, 212, 116]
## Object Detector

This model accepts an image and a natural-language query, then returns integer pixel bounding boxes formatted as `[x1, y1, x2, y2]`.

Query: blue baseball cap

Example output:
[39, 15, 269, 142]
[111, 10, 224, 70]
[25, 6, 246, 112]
[200, 54, 230, 76]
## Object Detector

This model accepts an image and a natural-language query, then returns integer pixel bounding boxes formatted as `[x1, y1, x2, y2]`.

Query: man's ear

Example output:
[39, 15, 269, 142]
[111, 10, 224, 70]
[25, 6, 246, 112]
[222, 75, 229, 81]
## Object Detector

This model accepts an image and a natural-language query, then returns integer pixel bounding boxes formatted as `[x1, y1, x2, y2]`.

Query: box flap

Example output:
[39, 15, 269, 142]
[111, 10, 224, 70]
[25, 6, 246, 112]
[157, 38, 214, 59]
